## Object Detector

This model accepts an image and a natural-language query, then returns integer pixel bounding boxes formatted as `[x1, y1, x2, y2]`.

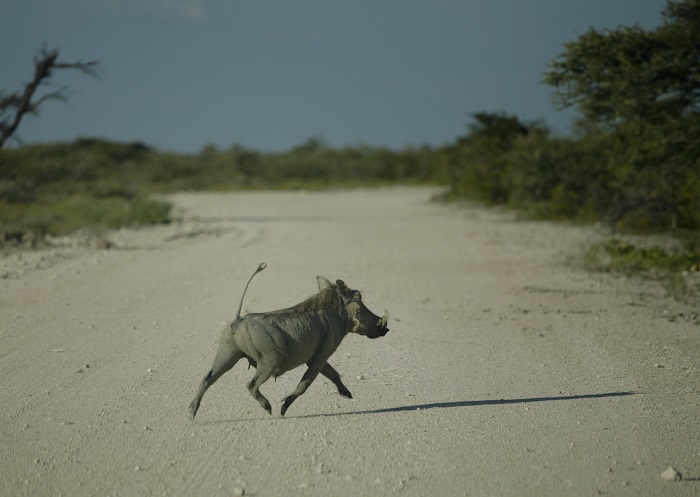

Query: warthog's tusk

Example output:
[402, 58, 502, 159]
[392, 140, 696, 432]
[378, 310, 389, 328]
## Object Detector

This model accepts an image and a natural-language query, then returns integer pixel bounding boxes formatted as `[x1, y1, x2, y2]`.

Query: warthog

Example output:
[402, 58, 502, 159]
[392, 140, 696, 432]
[189, 263, 389, 419]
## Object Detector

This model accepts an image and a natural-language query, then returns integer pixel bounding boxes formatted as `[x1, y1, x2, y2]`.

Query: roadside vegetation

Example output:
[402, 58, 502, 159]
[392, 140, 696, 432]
[586, 236, 700, 304]
[0, 137, 439, 241]
[1, 1, 698, 302]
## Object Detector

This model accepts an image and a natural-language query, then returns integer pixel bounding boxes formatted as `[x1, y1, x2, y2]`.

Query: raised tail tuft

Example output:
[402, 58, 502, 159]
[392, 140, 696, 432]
[235, 263, 267, 321]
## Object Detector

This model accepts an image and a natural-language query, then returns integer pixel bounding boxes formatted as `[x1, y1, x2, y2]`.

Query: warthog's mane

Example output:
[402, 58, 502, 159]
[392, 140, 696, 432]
[244, 287, 344, 318]
[297, 287, 344, 312]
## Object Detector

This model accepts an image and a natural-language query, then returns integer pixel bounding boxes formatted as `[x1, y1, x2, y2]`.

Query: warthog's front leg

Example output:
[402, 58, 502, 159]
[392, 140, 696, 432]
[281, 365, 323, 417]
[321, 363, 352, 399]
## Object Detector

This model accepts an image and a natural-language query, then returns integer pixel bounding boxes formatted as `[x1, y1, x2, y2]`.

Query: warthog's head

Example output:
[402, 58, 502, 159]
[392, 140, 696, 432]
[317, 276, 389, 339]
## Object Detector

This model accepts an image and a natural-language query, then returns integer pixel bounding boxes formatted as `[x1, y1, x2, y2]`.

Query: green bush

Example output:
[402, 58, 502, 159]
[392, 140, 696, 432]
[589, 239, 698, 273]
[127, 196, 171, 225]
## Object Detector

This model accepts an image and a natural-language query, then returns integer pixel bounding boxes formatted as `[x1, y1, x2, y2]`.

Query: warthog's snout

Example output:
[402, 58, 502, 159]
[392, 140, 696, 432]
[373, 310, 390, 338]
[346, 301, 389, 339]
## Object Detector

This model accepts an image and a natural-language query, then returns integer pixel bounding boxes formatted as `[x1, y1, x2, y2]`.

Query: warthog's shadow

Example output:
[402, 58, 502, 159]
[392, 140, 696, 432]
[202, 391, 636, 424]
[311, 391, 636, 418]
[298, 392, 636, 418]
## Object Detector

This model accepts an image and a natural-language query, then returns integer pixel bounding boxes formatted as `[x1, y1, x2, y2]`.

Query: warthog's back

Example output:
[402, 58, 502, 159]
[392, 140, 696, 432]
[233, 308, 339, 373]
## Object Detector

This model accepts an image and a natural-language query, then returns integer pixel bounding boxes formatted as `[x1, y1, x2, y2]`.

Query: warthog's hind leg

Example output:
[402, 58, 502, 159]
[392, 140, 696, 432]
[247, 361, 277, 415]
[189, 344, 243, 421]
[321, 363, 352, 399]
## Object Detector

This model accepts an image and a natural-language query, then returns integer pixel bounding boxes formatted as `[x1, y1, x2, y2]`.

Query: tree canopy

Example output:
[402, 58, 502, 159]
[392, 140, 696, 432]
[540, 0, 700, 231]
[544, 0, 700, 128]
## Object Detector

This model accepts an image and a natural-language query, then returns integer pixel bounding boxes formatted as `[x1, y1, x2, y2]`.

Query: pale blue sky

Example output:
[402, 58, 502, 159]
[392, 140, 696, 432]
[1, 0, 667, 152]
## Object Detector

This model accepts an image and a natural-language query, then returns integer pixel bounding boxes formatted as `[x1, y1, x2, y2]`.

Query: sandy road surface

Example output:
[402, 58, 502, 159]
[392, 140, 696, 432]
[1, 187, 698, 497]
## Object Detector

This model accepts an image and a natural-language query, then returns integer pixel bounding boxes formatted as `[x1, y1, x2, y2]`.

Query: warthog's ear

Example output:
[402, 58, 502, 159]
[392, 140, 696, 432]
[316, 276, 334, 291]
[335, 280, 349, 295]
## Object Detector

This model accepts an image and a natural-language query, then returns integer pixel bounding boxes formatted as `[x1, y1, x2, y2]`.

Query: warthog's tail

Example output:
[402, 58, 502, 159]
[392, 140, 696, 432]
[235, 262, 267, 321]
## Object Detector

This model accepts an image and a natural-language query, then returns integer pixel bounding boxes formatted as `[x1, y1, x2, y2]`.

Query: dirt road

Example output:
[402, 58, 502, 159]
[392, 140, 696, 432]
[1, 187, 698, 496]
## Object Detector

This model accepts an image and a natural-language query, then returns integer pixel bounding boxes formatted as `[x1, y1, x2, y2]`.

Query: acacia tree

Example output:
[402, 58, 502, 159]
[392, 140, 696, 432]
[544, 0, 699, 127]
[0, 45, 100, 149]
[543, 0, 700, 230]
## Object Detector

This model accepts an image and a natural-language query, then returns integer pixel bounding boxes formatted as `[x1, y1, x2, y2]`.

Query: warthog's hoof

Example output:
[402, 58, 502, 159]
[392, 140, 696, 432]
[281, 397, 295, 417]
[188, 401, 199, 421]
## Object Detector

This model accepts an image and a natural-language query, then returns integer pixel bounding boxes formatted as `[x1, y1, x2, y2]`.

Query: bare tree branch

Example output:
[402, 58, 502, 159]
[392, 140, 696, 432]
[0, 45, 100, 149]
[27, 89, 70, 114]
